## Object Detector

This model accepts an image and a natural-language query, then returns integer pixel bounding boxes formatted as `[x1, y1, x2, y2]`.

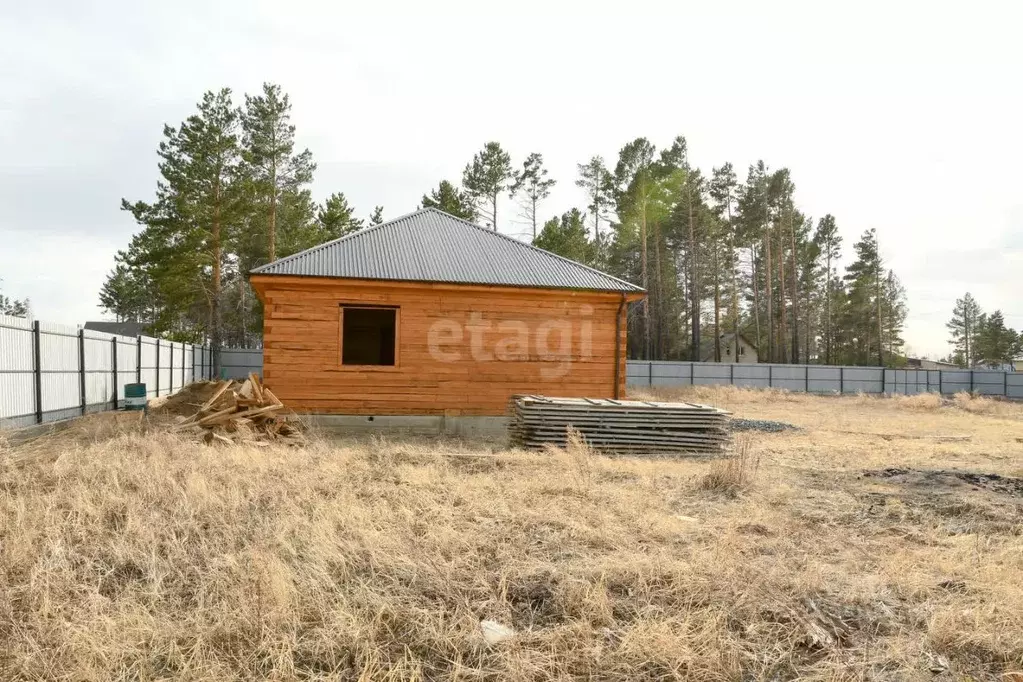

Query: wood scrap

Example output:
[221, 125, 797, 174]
[174, 375, 306, 447]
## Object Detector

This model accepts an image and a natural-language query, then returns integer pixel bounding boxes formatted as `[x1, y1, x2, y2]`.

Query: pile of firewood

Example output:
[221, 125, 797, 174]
[173, 374, 306, 446]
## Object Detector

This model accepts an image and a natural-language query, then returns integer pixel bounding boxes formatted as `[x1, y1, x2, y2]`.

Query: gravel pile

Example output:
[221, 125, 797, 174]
[729, 418, 798, 433]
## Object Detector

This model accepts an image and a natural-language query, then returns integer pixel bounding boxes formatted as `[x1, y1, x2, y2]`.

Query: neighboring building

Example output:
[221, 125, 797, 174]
[1014, 358, 1023, 372]
[906, 357, 960, 370]
[974, 359, 1016, 371]
[83, 320, 147, 338]
[249, 208, 645, 417]
[701, 333, 758, 364]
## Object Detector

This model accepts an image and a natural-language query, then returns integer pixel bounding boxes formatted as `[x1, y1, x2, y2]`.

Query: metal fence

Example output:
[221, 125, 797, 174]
[220, 348, 263, 380]
[0, 314, 212, 430]
[626, 361, 1023, 398]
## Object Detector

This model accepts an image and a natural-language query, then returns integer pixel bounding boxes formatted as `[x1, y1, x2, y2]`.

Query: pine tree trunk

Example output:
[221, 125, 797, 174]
[640, 207, 650, 360]
[211, 177, 223, 377]
[714, 242, 721, 362]
[764, 230, 773, 363]
[729, 207, 740, 362]
[825, 253, 832, 365]
[240, 282, 248, 348]
[751, 242, 762, 359]
[268, 159, 278, 262]
[491, 193, 498, 231]
[689, 180, 700, 362]
[778, 221, 788, 363]
[531, 196, 537, 240]
[876, 263, 884, 366]
[789, 209, 800, 363]
[652, 220, 663, 359]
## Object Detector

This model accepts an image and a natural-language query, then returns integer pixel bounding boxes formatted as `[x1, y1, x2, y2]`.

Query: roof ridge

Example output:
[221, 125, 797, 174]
[250, 207, 431, 275]
[418, 208, 642, 291]
[250, 207, 644, 293]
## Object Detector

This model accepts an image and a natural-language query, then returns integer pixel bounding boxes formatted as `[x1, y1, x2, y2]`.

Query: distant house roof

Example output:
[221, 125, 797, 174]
[84, 321, 146, 337]
[250, 208, 644, 293]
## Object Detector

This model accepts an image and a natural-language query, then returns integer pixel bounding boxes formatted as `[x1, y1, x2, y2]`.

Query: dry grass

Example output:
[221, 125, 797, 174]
[698, 434, 759, 494]
[1, 388, 1023, 680]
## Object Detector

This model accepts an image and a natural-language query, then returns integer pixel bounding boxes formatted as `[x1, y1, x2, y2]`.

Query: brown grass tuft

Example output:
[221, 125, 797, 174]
[698, 433, 759, 494]
[890, 391, 945, 410]
[952, 391, 1023, 419]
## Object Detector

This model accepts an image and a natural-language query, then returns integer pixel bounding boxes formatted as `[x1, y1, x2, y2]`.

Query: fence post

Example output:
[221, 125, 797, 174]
[156, 339, 160, 397]
[181, 343, 186, 388]
[729, 363, 734, 387]
[768, 364, 773, 389]
[839, 366, 844, 394]
[648, 361, 652, 388]
[970, 369, 974, 394]
[1004, 370, 1008, 398]
[78, 328, 86, 416]
[805, 365, 809, 393]
[111, 337, 118, 409]
[136, 336, 142, 384]
[33, 320, 42, 424]
[690, 362, 695, 386]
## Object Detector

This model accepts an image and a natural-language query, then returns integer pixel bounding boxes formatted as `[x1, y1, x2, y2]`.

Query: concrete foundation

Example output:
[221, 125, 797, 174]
[305, 414, 509, 440]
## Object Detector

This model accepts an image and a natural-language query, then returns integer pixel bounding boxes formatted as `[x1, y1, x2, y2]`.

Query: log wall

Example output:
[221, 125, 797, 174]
[251, 276, 637, 416]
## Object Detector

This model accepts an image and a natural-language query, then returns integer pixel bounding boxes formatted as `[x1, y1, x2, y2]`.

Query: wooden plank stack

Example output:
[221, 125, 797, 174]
[508, 395, 731, 455]
[173, 373, 306, 447]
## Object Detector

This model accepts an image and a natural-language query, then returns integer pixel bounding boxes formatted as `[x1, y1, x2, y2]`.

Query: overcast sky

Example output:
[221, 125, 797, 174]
[1, 0, 1020, 358]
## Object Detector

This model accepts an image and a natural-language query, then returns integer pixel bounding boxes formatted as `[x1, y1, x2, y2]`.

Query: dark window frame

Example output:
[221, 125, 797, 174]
[338, 304, 400, 370]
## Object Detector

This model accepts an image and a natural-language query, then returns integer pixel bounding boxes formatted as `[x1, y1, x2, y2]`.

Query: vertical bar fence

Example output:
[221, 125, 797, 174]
[0, 313, 210, 430]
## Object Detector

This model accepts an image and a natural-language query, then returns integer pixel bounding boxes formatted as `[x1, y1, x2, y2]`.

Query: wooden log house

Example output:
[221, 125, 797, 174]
[250, 208, 645, 416]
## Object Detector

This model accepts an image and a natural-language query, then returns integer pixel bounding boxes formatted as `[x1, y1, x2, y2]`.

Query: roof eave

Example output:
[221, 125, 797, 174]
[249, 272, 645, 296]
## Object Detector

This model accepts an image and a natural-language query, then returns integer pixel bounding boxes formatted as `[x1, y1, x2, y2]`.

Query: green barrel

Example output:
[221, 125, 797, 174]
[124, 383, 147, 411]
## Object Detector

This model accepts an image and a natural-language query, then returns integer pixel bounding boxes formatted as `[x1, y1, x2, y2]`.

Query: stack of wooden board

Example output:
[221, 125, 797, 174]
[172, 374, 306, 446]
[508, 395, 731, 455]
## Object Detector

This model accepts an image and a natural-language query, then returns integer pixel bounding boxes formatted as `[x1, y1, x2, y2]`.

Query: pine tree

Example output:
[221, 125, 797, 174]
[975, 309, 1018, 366]
[813, 215, 842, 364]
[736, 162, 770, 357]
[316, 192, 364, 239]
[946, 293, 983, 367]
[368, 206, 384, 225]
[510, 152, 556, 239]
[533, 209, 593, 264]
[462, 142, 512, 229]
[121, 89, 243, 371]
[575, 156, 613, 255]
[797, 221, 823, 362]
[0, 279, 29, 317]
[421, 180, 476, 220]
[880, 270, 908, 363]
[843, 229, 884, 365]
[612, 138, 659, 359]
[241, 83, 315, 263]
[709, 163, 740, 361]
[98, 264, 147, 322]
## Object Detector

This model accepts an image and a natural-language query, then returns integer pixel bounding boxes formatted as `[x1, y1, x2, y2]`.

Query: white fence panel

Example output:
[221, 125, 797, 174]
[140, 339, 158, 397]
[0, 315, 35, 428]
[1, 315, 209, 429]
[84, 331, 115, 410]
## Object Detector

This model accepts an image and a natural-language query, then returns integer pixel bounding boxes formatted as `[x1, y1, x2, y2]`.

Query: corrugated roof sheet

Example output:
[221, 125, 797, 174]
[251, 208, 643, 293]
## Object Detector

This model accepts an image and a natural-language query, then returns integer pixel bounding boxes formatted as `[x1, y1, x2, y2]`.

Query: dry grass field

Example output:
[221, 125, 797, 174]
[1, 387, 1022, 681]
